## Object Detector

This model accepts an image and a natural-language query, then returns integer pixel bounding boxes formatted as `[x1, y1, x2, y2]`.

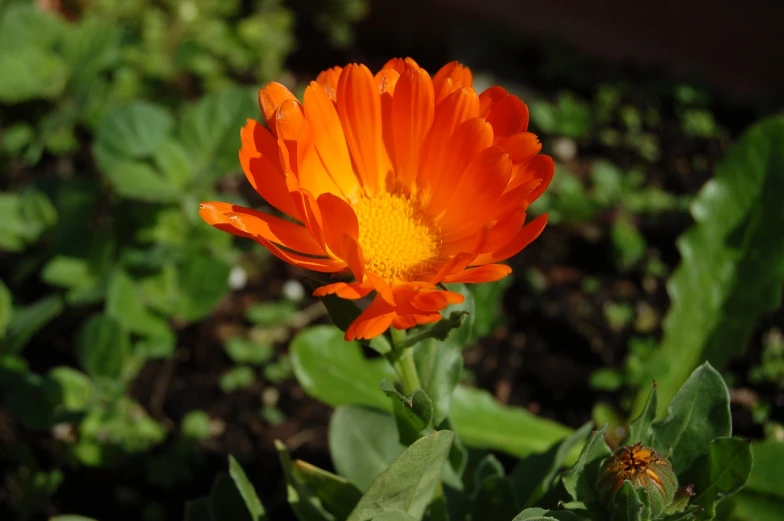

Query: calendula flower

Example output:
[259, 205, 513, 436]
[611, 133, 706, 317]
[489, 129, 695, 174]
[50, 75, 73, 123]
[200, 58, 554, 340]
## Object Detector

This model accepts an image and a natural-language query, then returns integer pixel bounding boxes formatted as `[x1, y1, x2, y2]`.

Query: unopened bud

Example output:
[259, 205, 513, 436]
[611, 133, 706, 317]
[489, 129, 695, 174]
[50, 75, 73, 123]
[597, 442, 679, 517]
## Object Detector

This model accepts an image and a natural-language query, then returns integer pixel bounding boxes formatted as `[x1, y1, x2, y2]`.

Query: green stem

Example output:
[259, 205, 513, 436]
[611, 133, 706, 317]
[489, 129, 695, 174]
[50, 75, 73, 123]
[388, 329, 421, 395]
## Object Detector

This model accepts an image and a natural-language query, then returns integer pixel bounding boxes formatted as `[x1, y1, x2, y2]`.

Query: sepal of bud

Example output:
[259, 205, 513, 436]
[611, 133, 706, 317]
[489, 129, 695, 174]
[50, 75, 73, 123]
[597, 442, 679, 517]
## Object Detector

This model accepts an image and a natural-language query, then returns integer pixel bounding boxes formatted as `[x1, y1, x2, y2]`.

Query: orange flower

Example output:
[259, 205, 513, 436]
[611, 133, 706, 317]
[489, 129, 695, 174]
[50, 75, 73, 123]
[200, 58, 554, 341]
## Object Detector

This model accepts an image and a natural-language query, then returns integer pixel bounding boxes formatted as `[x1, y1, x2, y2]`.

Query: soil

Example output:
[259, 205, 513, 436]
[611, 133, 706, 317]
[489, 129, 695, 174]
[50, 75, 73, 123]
[3, 5, 783, 521]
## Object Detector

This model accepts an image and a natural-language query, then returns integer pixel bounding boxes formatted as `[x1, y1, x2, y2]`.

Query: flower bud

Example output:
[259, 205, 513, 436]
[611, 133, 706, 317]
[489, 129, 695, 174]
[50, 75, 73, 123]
[597, 442, 679, 517]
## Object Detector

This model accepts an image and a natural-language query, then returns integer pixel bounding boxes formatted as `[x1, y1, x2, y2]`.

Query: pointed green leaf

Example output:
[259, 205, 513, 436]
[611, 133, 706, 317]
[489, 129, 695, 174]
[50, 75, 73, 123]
[95, 101, 173, 158]
[0, 279, 11, 339]
[347, 430, 454, 521]
[610, 481, 648, 521]
[292, 460, 363, 520]
[634, 116, 784, 414]
[6, 294, 64, 354]
[626, 384, 657, 446]
[372, 513, 417, 521]
[276, 440, 334, 521]
[745, 440, 784, 499]
[179, 88, 257, 179]
[414, 337, 463, 426]
[562, 425, 612, 502]
[680, 437, 753, 519]
[381, 379, 433, 443]
[651, 363, 731, 472]
[329, 406, 405, 492]
[76, 314, 128, 379]
[510, 422, 593, 508]
[450, 386, 573, 458]
[291, 326, 396, 412]
[228, 455, 267, 521]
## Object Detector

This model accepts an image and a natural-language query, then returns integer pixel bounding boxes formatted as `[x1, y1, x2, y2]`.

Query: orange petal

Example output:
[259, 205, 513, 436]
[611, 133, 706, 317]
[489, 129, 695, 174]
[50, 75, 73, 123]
[381, 57, 420, 75]
[259, 82, 298, 134]
[316, 65, 343, 101]
[302, 82, 361, 198]
[509, 154, 555, 202]
[433, 61, 473, 104]
[485, 92, 529, 138]
[497, 132, 542, 164]
[199, 202, 324, 256]
[345, 295, 396, 341]
[391, 313, 441, 330]
[376, 68, 400, 96]
[389, 67, 434, 191]
[316, 193, 359, 261]
[425, 117, 494, 213]
[336, 64, 390, 193]
[442, 264, 512, 283]
[437, 146, 513, 232]
[474, 214, 548, 265]
[479, 86, 507, 117]
[410, 289, 465, 312]
[275, 99, 305, 173]
[239, 121, 299, 218]
[313, 281, 371, 300]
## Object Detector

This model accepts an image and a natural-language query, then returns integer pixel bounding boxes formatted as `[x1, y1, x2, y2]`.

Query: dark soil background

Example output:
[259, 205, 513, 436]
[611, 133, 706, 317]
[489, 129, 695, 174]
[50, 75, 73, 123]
[5, 1, 783, 520]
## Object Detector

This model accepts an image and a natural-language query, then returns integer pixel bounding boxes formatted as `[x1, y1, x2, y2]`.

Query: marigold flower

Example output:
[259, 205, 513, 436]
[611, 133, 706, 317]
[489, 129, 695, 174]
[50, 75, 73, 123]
[200, 58, 554, 340]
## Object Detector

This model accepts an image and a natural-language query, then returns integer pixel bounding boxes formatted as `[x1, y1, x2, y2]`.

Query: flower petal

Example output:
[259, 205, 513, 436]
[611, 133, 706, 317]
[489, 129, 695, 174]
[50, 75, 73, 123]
[389, 67, 434, 191]
[337, 64, 390, 193]
[316, 65, 343, 101]
[345, 294, 396, 341]
[442, 264, 512, 283]
[259, 82, 298, 134]
[302, 81, 361, 198]
[433, 61, 473, 103]
[313, 281, 372, 300]
[473, 213, 548, 265]
[199, 202, 324, 256]
[437, 145, 512, 232]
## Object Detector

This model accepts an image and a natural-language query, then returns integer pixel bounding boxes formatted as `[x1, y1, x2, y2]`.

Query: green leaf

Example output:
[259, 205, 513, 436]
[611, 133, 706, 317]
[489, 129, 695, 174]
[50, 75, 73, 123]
[723, 493, 784, 521]
[470, 475, 518, 521]
[95, 155, 181, 203]
[46, 366, 94, 412]
[562, 425, 612, 503]
[450, 386, 573, 458]
[381, 379, 433, 443]
[610, 481, 648, 521]
[291, 326, 397, 412]
[509, 422, 593, 508]
[0, 47, 68, 102]
[228, 455, 268, 521]
[276, 440, 335, 521]
[95, 101, 174, 158]
[371, 513, 417, 521]
[680, 437, 753, 519]
[292, 459, 363, 520]
[329, 406, 405, 492]
[175, 255, 231, 321]
[106, 269, 172, 340]
[210, 474, 258, 521]
[76, 315, 128, 378]
[41, 256, 97, 290]
[651, 363, 731, 472]
[413, 337, 463, 426]
[0, 4, 65, 51]
[347, 430, 454, 521]
[625, 384, 657, 446]
[511, 508, 560, 521]
[745, 440, 784, 499]
[5, 294, 64, 354]
[179, 88, 257, 180]
[634, 116, 784, 414]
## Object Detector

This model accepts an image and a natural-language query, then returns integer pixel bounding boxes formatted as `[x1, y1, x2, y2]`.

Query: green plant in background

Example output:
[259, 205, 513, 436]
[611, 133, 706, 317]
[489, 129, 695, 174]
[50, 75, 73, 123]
[631, 116, 784, 416]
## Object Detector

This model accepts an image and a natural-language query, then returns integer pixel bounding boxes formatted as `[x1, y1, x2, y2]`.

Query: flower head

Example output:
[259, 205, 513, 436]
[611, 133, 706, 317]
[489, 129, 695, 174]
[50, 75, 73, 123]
[597, 442, 678, 516]
[200, 58, 554, 340]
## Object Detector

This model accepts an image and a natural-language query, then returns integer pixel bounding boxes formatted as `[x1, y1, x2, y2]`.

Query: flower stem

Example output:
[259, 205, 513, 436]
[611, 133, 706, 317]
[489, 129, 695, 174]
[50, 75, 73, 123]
[389, 328, 421, 395]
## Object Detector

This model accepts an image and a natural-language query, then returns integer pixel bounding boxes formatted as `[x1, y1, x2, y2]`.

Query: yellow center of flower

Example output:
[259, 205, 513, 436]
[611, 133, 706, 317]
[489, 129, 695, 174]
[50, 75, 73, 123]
[353, 192, 440, 283]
